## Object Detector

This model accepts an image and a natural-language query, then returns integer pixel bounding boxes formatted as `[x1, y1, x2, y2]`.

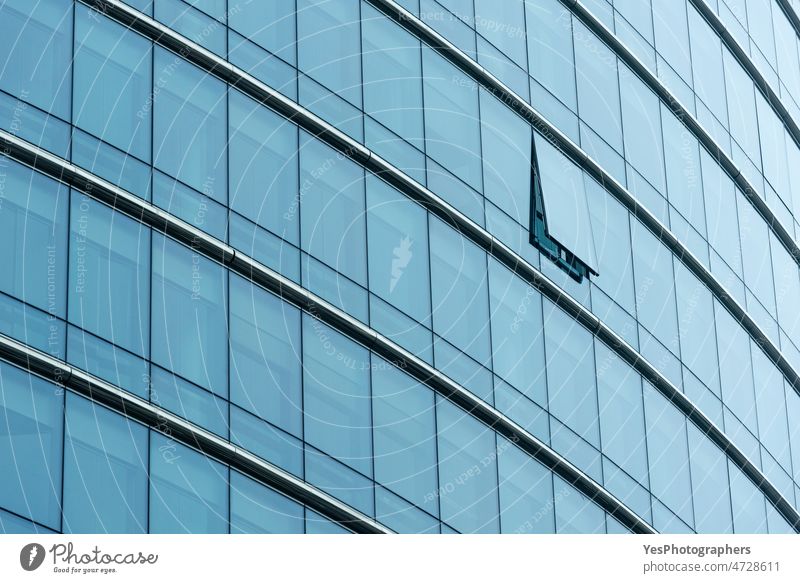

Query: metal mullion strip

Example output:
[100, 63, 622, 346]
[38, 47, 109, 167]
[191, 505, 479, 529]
[775, 0, 800, 49]
[0, 333, 389, 534]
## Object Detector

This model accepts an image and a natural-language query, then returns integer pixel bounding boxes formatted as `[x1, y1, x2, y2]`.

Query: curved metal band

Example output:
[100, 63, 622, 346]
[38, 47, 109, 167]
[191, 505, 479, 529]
[0, 334, 390, 534]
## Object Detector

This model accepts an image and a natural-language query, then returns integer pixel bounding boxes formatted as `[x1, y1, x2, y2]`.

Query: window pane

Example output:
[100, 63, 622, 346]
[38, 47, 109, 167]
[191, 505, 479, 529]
[0, 363, 63, 529]
[498, 439, 554, 533]
[631, 220, 679, 355]
[74, 6, 151, 160]
[488, 259, 546, 405]
[715, 303, 758, 433]
[619, 66, 665, 193]
[738, 189, 776, 315]
[544, 301, 600, 447]
[728, 462, 767, 533]
[674, 262, 719, 393]
[63, 393, 148, 533]
[429, 217, 492, 364]
[362, 5, 424, 146]
[149, 434, 228, 533]
[701, 150, 741, 274]
[422, 48, 483, 190]
[372, 358, 438, 516]
[574, 21, 622, 151]
[68, 193, 150, 357]
[153, 47, 227, 203]
[688, 5, 728, 124]
[366, 176, 430, 323]
[151, 234, 228, 397]
[230, 470, 304, 533]
[644, 383, 693, 527]
[436, 398, 500, 533]
[0, 159, 68, 317]
[230, 275, 302, 437]
[303, 316, 372, 476]
[535, 134, 599, 272]
[300, 134, 367, 286]
[0, 0, 72, 118]
[553, 476, 605, 533]
[662, 105, 705, 233]
[297, 0, 362, 107]
[586, 178, 635, 311]
[229, 91, 299, 245]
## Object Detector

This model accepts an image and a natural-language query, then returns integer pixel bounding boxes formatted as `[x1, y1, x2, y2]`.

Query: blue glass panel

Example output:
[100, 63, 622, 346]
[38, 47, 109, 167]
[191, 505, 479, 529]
[153, 172, 228, 240]
[362, 5, 424, 147]
[372, 358, 438, 516]
[0, 158, 68, 317]
[68, 193, 150, 356]
[498, 439, 554, 533]
[229, 91, 299, 245]
[155, 0, 225, 55]
[297, 0, 362, 107]
[230, 470, 304, 534]
[0, 508, 55, 533]
[422, 48, 483, 190]
[150, 366, 228, 437]
[595, 341, 648, 485]
[67, 326, 149, 399]
[375, 486, 439, 533]
[63, 393, 148, 533]
[429, 217, 492, 364]
[153, 47, 227, 203]
[436, 398, 500, 533]
[299, 133, 367, 286]
[543, 301, 600, 447]
[230, 406, 303, 478]
[74, 5, 151, 160]
[728, 461, 768, 533]
[305, 446, 374, 517]
[228, 32, 297, 101]
[480, 89, 531, 226]
[229, 213, 301, 284]
[149, 434, 228, 533]
[0, 91, 71, 157]
[0, 293, 65, 360]
[230, 0, 296, 65]
[488, 259, 546, 405]
[366, 176, 431, 324]
[643, 383, 694, 527]
[303, 316, 372, 476]
[0, 363, 63, 529]
[553, 476, 605, 533]
[687, 5, 728, 125]
[674, 262, 719, 393]
[573, 21, 622, 152]
[230, 275, 302, 438]
[151, 234, 228, 397]
[0, 0, 72, 119]
[715, 303, 758, 434]
[72, 129, 151, 200]
[474, 0, 526, 65]
[535, 134, 599, 273]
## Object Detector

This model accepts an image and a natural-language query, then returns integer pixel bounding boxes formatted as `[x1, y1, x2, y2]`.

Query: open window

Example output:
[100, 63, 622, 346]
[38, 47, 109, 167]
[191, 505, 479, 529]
[530, 133, 599, 282]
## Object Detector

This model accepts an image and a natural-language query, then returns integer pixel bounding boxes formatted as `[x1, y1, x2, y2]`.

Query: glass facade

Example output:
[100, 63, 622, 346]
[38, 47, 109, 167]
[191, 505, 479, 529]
[1, 0, 799, 534]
